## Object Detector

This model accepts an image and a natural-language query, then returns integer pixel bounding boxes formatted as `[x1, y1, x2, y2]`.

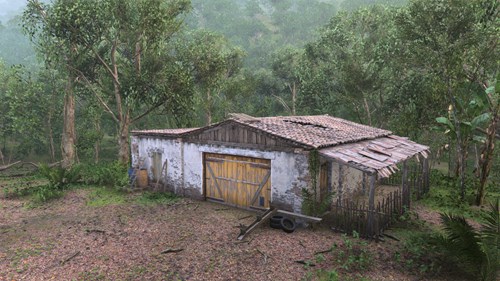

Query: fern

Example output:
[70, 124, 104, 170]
[440, 199, 500, 281]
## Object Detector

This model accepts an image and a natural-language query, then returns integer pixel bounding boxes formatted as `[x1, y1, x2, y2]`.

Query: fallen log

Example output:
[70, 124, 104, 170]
[0, 161, 22, 172]
[0, 161, 61, 172]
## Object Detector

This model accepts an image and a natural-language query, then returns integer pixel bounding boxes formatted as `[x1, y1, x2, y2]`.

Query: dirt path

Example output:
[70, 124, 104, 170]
[0, 188, 466, 281]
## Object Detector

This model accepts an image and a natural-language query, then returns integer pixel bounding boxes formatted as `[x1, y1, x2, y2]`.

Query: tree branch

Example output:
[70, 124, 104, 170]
[69, 66, 120, 123]
[130, 102, 164, 123]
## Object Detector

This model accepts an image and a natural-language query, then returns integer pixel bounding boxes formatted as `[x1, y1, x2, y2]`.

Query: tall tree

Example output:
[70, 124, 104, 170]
[179, 30, 244, 125]
[24, 0, 193, 164]
[396, 0, 499, 201]
[301, 6, 398, 123]
[271, 46, 303, 115]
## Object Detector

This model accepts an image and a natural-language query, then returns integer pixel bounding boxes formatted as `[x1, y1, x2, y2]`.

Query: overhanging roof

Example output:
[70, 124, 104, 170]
[319, 135, 429, 178]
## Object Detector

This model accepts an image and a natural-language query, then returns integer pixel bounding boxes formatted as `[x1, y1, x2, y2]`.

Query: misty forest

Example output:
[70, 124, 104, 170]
[0, 0, 499, 280]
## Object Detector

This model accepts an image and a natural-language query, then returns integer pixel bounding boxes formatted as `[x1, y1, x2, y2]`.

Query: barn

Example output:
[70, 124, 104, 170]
[130, 114, 430, 223]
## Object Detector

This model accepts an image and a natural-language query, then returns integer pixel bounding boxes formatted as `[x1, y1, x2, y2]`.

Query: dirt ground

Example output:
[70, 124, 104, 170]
[0, 186, 467, 281]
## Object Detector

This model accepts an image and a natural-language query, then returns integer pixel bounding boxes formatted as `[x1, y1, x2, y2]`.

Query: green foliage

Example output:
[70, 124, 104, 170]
[31, 164, 81, 203]
[439, 200, 500, 281]
[301, 187, 334, 217]
[302, 150, 335, 216]
[395, 230, 444, 274]
[32, 184, 63, 203]
[136, 191, 179, 205]
[333, 232, 373, 272]
[421, 170, 486, 220]
[85, 187, 127, 207]
[38, 164, 81, 189]
[79, 162, 128, 188]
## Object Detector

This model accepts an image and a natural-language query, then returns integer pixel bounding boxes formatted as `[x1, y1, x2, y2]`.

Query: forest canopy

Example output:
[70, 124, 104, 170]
[0, 0, 498, 204]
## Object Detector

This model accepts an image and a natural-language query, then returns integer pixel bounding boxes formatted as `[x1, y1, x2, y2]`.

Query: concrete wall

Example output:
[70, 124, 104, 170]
[131, 136, 310, 212]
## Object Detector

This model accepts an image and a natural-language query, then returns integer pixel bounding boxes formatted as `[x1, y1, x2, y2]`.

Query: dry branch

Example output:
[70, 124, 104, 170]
[314, 249, 333, 255]
[85, 229, 106, 234]
[295, 260, 316, 266]
[60, 251, 80, 265]
[238, 215, 253, 220]
[160, 248, 184, 254]
[256, 248, 269, 263]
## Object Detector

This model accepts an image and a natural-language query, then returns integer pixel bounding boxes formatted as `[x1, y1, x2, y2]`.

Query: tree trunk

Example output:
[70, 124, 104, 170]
[206, 88, 212, 125]
[61, 73, 76, 169]
[118, 111, 130, 164]
[94, 117, 101, 164]
[47, 99, 56, 163]
[476, 113, 498, 206]
[291, 82, 296, 115]
[447, 77, 466, 200]
[363, 97, 372, 126]
[0, 146, 4, 165]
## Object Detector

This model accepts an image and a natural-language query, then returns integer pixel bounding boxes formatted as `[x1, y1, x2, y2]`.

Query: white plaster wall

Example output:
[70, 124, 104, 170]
[132, 136, 309, 212]
[131, 136, 182, 192]
[330, 161, 365, 200]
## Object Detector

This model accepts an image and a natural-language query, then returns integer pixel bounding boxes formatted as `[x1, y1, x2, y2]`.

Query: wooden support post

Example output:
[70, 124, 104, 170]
[423, 157, 429, 193]
[367, 174, 376, 238]
[338, 164, 344, 202]
[327, 161, 332, 194]
[402, 160, 409, 209]
[362, 173, 367, 195]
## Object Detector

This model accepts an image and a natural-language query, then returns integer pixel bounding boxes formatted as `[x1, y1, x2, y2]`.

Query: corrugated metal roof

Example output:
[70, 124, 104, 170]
[319, 135, 430, 178]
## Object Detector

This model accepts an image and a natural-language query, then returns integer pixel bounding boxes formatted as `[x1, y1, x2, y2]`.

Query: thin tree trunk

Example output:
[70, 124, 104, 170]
[61, 71, 76, 169]
[47, 107, 56, 163]
[110, 39, 130, 165]
[94, 117, 101, 164]
[0, 146, 4, 165]
[206, 88, 212, 125]
[363, 97, 372, 126]
[476, 112, 498, 206]
[291, 82, 296, 115]
[450, 95, 466, 200]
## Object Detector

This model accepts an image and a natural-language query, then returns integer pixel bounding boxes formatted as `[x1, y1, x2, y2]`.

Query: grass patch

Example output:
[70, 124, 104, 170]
[135, 191, 179, 206]
[86, 187, 127, 207]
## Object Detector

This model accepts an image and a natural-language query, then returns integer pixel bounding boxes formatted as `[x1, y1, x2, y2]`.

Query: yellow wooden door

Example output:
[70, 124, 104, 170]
[204, 153, 271, 209]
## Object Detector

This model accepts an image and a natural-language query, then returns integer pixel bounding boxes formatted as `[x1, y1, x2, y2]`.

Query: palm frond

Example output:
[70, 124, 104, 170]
[440, 212, 484, 275]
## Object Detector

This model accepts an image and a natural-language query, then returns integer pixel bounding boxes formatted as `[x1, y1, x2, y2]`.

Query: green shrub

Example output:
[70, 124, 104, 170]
[301, 188, 334, 217]
[80, 162, 128, 188]
[136, 191, 179, 205]
[38, 163, 81, 189]
[32, 184, 63, 203]
[396, 230, 444, 274]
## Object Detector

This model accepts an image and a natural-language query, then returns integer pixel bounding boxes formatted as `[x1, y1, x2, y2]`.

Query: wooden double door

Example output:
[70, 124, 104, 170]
[204, 153, 271, 209]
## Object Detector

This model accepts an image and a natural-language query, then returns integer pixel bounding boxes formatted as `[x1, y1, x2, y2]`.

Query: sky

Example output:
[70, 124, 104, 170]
[0, 0, 26, 18]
